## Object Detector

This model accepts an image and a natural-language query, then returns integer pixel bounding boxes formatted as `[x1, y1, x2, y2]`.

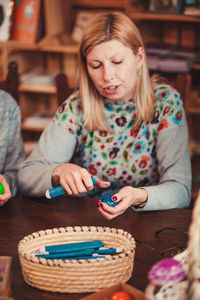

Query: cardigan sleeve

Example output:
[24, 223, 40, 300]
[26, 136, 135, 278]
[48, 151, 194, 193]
[17, 121, 77, 197]
[0, 91, 25, 196]
[133, 107, 192, 211]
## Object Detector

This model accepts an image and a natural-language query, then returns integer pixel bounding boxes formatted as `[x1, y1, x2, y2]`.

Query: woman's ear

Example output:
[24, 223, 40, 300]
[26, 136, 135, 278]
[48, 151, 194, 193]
[136, 47, 145, 69]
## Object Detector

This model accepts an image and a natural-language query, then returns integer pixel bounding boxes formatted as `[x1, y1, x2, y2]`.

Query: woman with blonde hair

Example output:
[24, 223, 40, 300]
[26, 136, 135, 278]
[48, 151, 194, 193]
[18, 12, 191, 219]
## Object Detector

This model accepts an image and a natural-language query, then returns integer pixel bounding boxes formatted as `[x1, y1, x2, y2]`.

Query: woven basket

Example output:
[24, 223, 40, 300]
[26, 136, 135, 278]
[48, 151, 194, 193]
[145, 190, 200, 300]
[18, 226, 135, 293]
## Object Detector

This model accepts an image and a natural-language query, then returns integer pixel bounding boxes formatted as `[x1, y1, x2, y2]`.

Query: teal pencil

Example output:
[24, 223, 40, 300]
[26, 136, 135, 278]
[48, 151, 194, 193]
[39, 240, 104, 254]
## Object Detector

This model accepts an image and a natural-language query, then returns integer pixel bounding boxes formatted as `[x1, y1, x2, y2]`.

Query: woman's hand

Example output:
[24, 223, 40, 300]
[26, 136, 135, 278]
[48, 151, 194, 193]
[98, 186, 148, 220]
[0, 175, 11, 206]
[52, 163, 110, 195]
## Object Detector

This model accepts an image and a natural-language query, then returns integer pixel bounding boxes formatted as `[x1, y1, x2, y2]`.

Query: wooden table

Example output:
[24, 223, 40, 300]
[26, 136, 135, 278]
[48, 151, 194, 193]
[0, 194, 192, 299]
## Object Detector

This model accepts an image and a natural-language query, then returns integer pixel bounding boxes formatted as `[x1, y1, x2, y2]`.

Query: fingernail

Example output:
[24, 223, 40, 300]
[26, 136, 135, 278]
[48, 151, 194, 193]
[112, 196, 117, 201]
[97, 200, 101, 207]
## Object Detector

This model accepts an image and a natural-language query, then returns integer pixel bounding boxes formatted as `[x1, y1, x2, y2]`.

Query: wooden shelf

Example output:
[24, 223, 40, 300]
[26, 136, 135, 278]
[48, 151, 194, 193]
[19, 78, 76, 94]
[192, 64, 200, 70]
[19, 83, 57, 94]
[0, 40, 39, 51]
[0, 40, 79, 54]
[38, 43, 79, 54]
[73, 0, 125, 8]
[189, 107, 200, 114]
[21, 123, 46, 132]
[0, 0, 199, 174]
[130, 12, 200, 22]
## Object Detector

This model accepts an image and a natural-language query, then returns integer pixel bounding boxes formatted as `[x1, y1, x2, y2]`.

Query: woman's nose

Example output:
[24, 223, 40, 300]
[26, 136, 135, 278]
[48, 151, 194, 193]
[103, 65, 114, 81]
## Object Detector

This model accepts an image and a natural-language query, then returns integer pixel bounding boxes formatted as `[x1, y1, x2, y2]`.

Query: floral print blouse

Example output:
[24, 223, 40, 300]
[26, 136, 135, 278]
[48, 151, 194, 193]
[53, 84, 185, 190]
[18, 84, 191, 210]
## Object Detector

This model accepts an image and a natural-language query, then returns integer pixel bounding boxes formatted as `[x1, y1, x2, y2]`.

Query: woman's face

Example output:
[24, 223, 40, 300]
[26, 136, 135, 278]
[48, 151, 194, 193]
[86, 39, 144, 102]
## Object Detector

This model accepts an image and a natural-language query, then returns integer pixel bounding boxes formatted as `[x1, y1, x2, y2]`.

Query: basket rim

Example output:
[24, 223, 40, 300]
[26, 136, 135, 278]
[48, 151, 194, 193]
[18, 225, 136, 267]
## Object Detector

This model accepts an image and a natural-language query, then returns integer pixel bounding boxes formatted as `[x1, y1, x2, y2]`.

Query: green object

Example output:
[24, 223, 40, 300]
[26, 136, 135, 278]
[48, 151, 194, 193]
[0, 183, 5, 194]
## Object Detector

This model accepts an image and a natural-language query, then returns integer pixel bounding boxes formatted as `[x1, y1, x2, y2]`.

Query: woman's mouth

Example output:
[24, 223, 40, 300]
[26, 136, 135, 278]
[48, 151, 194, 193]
[104, 85, 119, 94]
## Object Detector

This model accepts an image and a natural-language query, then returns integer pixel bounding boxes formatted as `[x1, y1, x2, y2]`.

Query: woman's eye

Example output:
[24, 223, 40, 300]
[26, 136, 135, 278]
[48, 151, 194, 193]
[113, 60, 123, 65]
[91, 64, 101, 69]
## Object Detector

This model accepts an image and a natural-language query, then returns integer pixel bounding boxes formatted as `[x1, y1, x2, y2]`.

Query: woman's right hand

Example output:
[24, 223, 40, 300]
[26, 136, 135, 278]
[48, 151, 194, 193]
[0, 175, 11, 206]
[52, 163, 110, 195]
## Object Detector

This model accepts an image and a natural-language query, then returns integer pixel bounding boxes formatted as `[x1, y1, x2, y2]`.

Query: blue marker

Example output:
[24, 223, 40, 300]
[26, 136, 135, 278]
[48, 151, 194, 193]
[34, 248, 121, 259]
[100, 194, 119, 207]
[45, 175, 97, 199]
[37, 246, 122, 257]
[33, 253, 109, 260]
[39, 240, 104, 254]
[33, 246, 122, 260]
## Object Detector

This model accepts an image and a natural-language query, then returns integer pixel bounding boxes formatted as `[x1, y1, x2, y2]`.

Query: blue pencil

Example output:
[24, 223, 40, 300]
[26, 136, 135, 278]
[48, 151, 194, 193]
[45, 175, 97, 199]
[37, 247, 122, 257]
[34, 249, 116, 259]
[39, 240, 104, 254]
[34, 254, 109, 260]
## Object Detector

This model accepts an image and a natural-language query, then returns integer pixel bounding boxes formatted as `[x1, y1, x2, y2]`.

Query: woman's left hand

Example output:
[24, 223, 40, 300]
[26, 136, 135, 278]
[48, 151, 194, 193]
[98, 186, 147, 220]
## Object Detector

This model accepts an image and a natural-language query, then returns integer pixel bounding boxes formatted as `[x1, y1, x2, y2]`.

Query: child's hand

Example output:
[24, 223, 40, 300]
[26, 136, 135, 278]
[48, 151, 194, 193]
[52, 163, 110, 195]
[0, 175, 11, 206]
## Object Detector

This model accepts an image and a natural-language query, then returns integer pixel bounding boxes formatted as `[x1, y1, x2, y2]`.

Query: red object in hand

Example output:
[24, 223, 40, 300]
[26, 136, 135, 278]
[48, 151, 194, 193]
[110, 291, 132, 300]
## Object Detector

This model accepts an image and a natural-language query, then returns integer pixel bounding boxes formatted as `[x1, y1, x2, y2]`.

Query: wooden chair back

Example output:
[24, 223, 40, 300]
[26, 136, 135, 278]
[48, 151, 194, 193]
[175, 73, 191, 116]
[0, 61, 19, 103]
[55, 72, 74, 106]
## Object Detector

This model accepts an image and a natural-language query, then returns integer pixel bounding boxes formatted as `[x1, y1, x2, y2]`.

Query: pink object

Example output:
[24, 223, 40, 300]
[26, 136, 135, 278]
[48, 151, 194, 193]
[148, 258, 185, 286]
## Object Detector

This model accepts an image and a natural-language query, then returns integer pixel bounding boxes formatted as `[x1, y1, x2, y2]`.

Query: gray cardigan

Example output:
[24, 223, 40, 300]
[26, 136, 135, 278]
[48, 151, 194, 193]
[0, 90, 25, 196]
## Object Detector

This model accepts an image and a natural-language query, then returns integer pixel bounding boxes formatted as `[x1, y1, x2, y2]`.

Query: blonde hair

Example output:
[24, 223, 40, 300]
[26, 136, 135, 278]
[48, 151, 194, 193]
[78, 12, 156, 131]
